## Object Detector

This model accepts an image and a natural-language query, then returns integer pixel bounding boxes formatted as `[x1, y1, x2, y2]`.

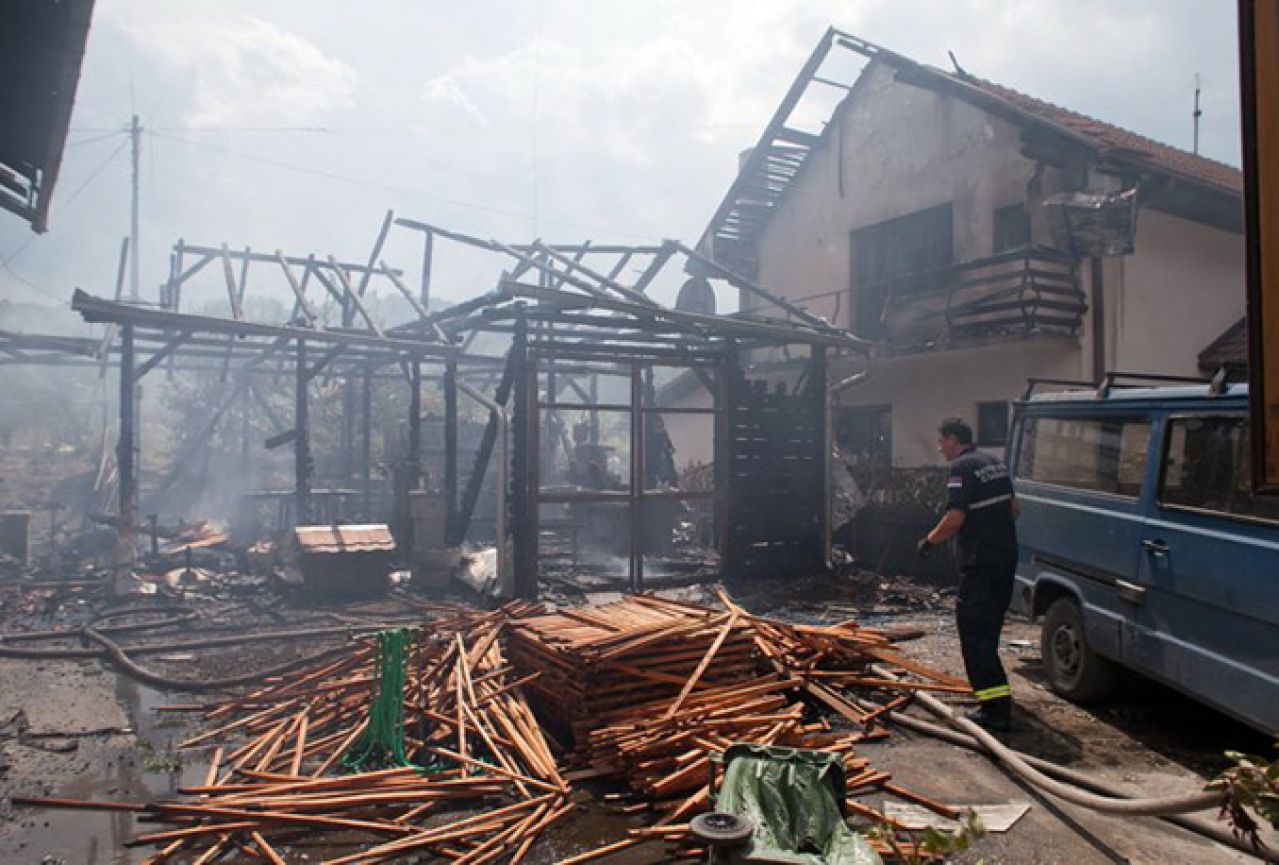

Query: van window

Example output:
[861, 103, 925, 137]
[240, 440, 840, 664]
[1017, 416, 1151, 497]
[1159, 416, 1279, 523]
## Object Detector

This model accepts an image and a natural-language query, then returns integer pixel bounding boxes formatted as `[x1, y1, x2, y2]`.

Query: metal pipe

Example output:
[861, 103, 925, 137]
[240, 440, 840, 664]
[457, 380, 510, 597]
[829, 363, 871, 395]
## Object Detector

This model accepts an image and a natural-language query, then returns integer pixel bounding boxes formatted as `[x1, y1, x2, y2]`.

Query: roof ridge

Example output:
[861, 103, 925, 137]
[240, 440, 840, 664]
[966, 74, 1242, 181]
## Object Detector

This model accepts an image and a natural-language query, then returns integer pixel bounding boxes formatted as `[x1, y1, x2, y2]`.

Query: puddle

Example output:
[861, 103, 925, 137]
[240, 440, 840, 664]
[12, 676, 214, 865]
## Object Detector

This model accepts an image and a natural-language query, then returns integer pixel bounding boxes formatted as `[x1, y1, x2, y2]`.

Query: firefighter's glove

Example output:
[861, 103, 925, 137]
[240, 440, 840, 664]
[916, 538, 934, 559]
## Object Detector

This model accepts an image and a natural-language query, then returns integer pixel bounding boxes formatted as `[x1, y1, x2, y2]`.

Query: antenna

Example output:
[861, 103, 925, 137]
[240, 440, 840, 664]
[129, 114, 142, 301]
[1193, 73, 1203, 155]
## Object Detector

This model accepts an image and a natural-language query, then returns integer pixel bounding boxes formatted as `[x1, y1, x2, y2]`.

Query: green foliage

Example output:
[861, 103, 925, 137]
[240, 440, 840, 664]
[1207, 743, 1279, 850]
[136, 739, 182, 774]
[868, 810, 986, 863]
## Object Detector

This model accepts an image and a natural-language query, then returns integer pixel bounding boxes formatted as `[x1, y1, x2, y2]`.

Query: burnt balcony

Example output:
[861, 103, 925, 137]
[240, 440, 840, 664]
[861, 246, 1087, 350]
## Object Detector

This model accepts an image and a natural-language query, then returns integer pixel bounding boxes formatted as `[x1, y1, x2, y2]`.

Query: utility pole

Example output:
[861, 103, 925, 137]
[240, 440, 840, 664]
[129, 114, 141, 301]
[1193, 74, 1203, 155]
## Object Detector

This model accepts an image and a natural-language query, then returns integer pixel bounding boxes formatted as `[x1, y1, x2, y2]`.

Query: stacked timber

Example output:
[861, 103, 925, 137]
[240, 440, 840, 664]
[506, 595, 757, 733]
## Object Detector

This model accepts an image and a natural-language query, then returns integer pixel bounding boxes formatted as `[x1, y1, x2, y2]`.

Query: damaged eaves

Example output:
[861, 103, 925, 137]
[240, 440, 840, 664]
[695, 27, 1244, 283]
[0, 0, 95, 233]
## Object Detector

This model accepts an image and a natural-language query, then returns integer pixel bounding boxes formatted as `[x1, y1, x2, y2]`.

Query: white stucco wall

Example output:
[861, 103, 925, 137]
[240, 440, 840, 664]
[750, 61, 1068, 330]
[833, 339, 1085, 466]
[1111, 208, 1245, 377]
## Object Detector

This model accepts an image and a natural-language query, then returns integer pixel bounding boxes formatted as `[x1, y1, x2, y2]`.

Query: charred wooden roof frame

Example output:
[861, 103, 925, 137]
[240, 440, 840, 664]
[48, 209, 868, 596]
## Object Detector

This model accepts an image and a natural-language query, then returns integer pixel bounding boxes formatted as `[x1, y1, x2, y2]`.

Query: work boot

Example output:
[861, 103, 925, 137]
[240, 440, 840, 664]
[967, 699, 1012, 732]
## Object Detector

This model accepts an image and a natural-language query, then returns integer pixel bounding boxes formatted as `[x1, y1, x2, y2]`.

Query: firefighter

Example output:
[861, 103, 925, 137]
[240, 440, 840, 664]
[917, 417, 1019, 731]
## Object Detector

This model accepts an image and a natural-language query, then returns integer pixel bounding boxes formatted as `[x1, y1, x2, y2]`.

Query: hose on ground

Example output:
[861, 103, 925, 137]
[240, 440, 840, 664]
[850, 692, 1273, 862]
[0, 605, 198, 643]
[79, 619, 353, 692]
[868, 664, 1222, 816]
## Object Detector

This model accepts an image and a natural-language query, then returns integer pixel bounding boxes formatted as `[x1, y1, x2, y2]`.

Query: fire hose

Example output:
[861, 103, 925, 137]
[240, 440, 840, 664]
[0, 604, 420, 692]
[865, 664, 1275, 861]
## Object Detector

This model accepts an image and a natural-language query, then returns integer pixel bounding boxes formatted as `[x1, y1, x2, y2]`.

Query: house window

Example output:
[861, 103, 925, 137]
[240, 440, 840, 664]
[976, 401, 1010, 446]
[993, 203, 1031, 253]
[837, 405, 892, 466]
[850, 203, 953, 339]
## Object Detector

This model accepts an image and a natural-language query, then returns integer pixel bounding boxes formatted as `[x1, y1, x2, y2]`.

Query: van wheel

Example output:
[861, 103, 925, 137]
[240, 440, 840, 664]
[1042, 598, 1117, 703]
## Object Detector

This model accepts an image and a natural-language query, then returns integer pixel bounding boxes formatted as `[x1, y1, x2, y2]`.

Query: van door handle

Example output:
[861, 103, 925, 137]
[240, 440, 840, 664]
[1142, 539, 1169, 556]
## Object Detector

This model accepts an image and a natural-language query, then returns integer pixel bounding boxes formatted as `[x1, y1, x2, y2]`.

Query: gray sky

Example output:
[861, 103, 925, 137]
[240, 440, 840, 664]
[0, 0, 1243, 323]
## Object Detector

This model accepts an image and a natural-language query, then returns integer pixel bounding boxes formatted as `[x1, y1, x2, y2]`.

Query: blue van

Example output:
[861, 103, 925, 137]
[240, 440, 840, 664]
[1008, 374, 1279, 732]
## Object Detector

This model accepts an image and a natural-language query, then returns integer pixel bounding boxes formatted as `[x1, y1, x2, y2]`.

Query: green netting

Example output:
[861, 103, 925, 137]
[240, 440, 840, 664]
[715, 744, 882, 865]
[343, 628, 415, 772]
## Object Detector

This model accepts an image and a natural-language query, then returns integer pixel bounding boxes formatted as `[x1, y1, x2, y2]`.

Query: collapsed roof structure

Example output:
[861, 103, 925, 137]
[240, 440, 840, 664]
[38, 211, 871, 597]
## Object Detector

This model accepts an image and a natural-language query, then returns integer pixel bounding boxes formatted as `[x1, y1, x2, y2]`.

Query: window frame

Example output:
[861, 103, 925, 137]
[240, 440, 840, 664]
[993, 202, 1032, 253]
[1015, 413, 1153, 501]
[976, 400, 1011, 447]
[837, 404, 893, 466]
[849, 203, 954, 339]
[1156, 411, 1279, 527]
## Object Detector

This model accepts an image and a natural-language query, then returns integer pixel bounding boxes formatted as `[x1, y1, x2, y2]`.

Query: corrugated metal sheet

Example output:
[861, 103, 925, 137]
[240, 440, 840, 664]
[295, 523, 397, 554]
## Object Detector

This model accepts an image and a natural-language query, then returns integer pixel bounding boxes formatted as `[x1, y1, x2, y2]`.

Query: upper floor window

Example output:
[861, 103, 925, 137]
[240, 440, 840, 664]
[850, 203, 953, 339]
[993, 203, 1031, 253]
[977, 400, 1010, 447]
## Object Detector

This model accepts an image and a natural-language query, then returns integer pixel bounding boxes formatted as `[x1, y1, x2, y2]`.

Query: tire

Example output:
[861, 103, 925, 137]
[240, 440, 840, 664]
[690, 812, 754, 846]
[1041, 597, 1118, 703]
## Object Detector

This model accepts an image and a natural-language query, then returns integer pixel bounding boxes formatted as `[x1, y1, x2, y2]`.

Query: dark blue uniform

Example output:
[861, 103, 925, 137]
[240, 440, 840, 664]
[946, 446, 1018, 708]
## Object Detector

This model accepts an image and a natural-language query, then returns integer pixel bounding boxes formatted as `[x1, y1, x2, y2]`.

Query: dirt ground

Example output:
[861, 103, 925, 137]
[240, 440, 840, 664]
[0, 569, 1273, 865]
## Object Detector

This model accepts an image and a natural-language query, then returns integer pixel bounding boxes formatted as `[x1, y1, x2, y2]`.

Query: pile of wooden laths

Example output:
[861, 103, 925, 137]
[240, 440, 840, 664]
[17, 603, 574, 865]
[506, 592, 970, 863]
[15, 593, 968, 864]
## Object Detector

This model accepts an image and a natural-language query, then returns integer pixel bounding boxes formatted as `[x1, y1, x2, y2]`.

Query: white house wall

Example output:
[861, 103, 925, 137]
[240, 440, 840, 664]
[752, 61, 1062, 330]
[1112, 208, 1245, 377]
[832, 339, 1084, 466]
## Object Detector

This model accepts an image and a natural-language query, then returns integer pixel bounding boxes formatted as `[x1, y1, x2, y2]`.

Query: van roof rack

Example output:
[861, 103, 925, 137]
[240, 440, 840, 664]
[1021, 371, 1221, 402]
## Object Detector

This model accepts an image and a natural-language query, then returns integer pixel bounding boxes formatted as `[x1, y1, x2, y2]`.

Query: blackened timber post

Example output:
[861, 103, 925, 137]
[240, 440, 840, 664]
[406, 359, 422, 557]
[629, 360, 645, 592]
[716, 343, 736, 574]
[589, 373, 600, 444]
[812, 345, 830, 571]
[115, 323, 137, 587]
[295, 338, 312, 525]
[362, 370, 373, 520]
[342, 379, 355, 488]
[444, 359, 458, 544]
[420, 230, 434, 307]
[510, 316, 536, 599]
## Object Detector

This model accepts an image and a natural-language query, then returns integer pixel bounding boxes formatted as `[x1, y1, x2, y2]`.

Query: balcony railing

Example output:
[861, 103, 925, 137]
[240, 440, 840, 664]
[863, 246, 1087, 348]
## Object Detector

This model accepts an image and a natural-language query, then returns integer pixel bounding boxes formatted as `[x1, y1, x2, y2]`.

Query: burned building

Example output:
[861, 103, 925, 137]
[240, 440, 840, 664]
[668, 29, 1248, 571]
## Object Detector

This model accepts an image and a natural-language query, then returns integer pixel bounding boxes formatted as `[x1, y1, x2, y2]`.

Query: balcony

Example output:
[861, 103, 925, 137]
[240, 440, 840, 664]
[862, 246, 1087, 350]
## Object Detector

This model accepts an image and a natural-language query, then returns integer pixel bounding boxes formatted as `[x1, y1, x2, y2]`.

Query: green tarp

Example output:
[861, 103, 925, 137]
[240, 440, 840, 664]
[715, 745, 882, 865]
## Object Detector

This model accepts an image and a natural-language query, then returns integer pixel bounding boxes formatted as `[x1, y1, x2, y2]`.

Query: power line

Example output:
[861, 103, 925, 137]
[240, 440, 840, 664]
[149, 130, 653, 242]
[2, 137, 129, 268]
[66, 128, 128, 148]
[0, 259, 62, 303]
